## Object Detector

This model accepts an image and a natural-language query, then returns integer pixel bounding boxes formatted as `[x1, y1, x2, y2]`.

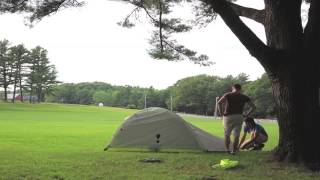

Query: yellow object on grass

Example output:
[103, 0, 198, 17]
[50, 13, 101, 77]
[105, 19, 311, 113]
[212, 159, 239, 169]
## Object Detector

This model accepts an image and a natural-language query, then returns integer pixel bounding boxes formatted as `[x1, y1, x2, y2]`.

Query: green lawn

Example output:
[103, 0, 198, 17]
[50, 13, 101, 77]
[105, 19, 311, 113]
[0, 103, 318, 180]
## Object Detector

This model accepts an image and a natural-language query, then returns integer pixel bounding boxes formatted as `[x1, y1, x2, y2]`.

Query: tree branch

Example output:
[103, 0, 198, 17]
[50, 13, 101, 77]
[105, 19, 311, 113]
[228, 2, 265, 25]
[203, 0, 272, 66]
[28, 0, 84, 23]
[159, 0, 164, 52]
[0, 0, 28, 13]
[118, 7, 140, 28]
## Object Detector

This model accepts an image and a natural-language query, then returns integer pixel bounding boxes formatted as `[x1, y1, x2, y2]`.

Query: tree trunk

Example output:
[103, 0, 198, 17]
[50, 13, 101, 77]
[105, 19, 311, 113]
[18, 66, 23, 102]
[3, 71, 8, 101]
[20, 79, 23, 102]
[29, 86, 33, 103]
[268, 59, 320, 168]
[12, 83, 16, 103]
[37, 85, 42, 103]
[208, 0, 320, 169]
[12, 76, 17, 103]
[4, 85, 8, 101]
[261, 0, 320, 168]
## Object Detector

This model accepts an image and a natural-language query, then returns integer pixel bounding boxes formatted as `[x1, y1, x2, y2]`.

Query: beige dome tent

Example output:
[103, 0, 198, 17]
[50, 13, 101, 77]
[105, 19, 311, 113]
[104, 107, 226, 152]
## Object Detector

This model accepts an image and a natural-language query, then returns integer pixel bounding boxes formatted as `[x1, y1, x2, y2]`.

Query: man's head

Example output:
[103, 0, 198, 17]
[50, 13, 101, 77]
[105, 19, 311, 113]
[232, 84, 242, 92]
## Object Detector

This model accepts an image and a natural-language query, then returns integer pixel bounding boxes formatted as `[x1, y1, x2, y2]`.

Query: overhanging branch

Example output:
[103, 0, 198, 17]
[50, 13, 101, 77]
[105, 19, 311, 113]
[0, 0, 28, 13]
[203, 0, 272, 65]
[228, 2, 265, 25]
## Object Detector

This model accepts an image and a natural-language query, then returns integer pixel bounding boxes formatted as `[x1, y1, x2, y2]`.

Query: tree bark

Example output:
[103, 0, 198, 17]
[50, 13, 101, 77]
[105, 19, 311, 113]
[29, 85, 33, 103]
[12, 77, 17, 103]
[37, 85, 42, 103]
[12, 65, 19, 103]
[3, 68, 8, 101]
[19, 77, 23, 102]
[18, 64, 23, 102]
[269, 60, 320, 168]
[228, 2, 265, 25]
[262, 1, 320, 168]
[264, 0, 303, 50]
[4, 85, 8, 101]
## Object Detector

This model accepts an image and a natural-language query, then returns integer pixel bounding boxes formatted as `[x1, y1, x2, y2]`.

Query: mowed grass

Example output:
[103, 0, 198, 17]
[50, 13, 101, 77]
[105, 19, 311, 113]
[0, 103, 318, 180]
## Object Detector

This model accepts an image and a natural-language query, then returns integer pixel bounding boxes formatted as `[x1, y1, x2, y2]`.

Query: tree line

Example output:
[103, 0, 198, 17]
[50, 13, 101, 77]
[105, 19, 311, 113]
[0, 39, 58, 103]
[47, 73, 275, 118]
[0, 40, 275, 118]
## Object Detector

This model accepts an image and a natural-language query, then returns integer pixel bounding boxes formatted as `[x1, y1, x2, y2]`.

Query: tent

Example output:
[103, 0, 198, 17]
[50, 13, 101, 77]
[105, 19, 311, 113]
[104, 107, 226, 152]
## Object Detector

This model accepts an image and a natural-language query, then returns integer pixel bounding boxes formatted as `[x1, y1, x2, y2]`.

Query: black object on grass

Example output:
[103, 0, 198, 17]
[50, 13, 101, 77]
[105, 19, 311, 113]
[139, 158, 163, 163]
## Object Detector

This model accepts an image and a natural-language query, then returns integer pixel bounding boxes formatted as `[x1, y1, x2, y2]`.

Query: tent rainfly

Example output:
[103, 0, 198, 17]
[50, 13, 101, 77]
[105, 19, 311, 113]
[104, 107, 226, 152]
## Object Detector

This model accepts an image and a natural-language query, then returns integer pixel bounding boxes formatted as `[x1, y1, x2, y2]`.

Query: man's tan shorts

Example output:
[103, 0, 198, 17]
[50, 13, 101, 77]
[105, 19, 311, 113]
[223, 114, 244, 137]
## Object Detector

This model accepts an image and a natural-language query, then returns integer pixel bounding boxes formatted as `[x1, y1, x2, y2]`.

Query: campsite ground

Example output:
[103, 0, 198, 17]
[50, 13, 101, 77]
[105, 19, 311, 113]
[0, 103, 318, 179]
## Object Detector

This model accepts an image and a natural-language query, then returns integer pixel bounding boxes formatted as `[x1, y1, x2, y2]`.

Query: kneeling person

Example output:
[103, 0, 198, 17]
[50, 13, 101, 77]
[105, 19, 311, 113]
[239, 117, 268, 150]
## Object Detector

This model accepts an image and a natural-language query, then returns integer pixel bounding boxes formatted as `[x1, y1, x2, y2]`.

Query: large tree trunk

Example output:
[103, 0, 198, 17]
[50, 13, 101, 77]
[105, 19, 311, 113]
[207, 0, 320, 168]
[261, 0, 320, 167]
[267, 58, 320, 168]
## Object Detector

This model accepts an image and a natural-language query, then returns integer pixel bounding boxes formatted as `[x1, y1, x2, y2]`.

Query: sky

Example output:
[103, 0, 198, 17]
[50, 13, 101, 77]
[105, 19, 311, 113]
[0, 0, 266, 89]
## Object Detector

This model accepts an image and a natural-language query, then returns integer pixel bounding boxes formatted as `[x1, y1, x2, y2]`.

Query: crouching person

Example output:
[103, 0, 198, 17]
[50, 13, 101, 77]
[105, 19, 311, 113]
[239, 117, 268, 150]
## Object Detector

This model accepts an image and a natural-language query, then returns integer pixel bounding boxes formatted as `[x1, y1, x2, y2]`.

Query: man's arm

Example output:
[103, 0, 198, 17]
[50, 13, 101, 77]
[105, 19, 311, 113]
[239, 132, 247, 147]
[217, 95, 226, 116]
[246, 131, 256, 143]
[244, 100, 256, 117]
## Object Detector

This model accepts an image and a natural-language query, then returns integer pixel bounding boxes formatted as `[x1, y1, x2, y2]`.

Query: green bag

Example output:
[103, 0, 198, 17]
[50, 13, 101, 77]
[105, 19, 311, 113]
[212, 159, 239, 169]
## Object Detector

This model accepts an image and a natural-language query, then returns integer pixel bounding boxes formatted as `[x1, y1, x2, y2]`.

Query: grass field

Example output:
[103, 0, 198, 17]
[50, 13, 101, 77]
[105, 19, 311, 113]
[0, 103, 318, 180]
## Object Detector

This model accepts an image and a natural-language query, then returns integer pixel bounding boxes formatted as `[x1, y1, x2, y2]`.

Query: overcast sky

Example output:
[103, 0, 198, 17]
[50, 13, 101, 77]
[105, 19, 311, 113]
[0, 0, 266, 89]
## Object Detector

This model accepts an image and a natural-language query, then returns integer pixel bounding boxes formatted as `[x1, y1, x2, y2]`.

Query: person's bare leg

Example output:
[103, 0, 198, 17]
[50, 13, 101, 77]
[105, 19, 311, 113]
[232, 124, 242, 153]
[224, 135, 231, 152]
[233, 136, 240, 152]
[223, 117, 231, 152]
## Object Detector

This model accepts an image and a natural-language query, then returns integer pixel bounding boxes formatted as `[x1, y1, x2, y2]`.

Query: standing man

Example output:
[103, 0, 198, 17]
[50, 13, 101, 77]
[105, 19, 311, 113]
[217, 84, 256, 154]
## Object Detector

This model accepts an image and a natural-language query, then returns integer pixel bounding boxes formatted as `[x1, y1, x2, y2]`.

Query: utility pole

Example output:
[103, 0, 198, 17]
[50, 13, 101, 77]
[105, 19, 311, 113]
[170, 94, 173, 111]
[144, 93, 147, 109]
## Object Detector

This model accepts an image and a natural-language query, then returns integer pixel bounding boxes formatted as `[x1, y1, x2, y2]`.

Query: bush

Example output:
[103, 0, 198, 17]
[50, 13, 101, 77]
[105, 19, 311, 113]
[126, 104, 137, 109]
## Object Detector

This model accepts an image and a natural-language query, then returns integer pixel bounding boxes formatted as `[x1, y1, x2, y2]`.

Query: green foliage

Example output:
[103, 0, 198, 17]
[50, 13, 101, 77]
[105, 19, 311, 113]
[0, 39, 59, 103]
[48, 73, 275, 118]
[8, 44, 30, 102]
[27, 46, 59, 102]
[244, 73, 276, 118]
[126, 104, 137, 109]
[170, 73, 250, 115]
[118, 0, 213, 65]
[49, 83, 170, 109]
[0, 40, 12, 99]
[93, 90, 114, 106]
[0, 1, 84, 25]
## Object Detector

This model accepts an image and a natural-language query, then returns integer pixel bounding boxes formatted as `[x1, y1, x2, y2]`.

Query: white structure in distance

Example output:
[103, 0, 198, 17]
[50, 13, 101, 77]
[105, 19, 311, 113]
[98, 103, 104, 107]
